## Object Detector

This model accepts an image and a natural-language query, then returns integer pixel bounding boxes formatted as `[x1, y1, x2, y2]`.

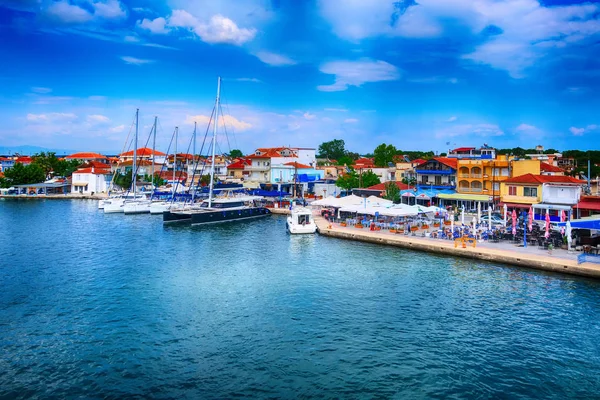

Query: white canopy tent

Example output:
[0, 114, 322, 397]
[311, 194, 364, 207]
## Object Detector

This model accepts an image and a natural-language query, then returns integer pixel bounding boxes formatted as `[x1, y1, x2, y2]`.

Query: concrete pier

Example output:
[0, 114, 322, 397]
[314, 216, 600, 279]
[0, 193, 108, 200]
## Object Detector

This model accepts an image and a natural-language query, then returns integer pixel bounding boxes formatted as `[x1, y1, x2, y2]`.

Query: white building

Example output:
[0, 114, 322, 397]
[71, 166, 112, 194]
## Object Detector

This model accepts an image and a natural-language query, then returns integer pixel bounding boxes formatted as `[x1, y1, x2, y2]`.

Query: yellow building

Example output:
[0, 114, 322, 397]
[456, 155, 511, 200]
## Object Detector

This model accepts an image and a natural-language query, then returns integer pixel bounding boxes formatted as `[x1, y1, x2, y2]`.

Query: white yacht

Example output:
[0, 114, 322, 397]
[286, 207, 317, 234]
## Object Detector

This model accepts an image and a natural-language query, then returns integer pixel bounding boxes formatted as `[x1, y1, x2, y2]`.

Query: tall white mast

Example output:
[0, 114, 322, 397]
[208, 77, 221, 207]
[173, 126, 178, 196]
[133, 108, 138, 195]
[151, 116, 157, 188]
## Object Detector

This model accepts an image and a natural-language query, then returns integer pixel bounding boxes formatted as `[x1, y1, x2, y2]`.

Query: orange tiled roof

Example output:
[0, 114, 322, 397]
[227, 159, 251, 169]
[367, 181, 410, 191]
[119, 160, 154, 167]
[65, 152, 107, 160]
[119, 148, 166, 157]
[504, 173, 586, 184]
[540, 162, 563, 173]
[75, 167, 111, 175]
[284, 161, 313, 169]
[433, 157, 457, 169]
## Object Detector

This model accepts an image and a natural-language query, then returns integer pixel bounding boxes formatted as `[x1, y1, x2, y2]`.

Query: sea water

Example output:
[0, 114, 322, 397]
[1, 199, 599, 398]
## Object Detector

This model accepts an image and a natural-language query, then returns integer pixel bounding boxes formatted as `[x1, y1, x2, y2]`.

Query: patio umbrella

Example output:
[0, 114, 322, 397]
[461, 207, 465, 226]
[503, 203, 508, 226]
[451, 213, 454, 234]
[488, 206, 492, 232]
[545, 210, 550, 239]
[511, 209, 517, 236]
[566, 220, 572, 251]
[477, 202, 481, 223]
[560, 210, 566, 235]
[528, 206, 533, 232]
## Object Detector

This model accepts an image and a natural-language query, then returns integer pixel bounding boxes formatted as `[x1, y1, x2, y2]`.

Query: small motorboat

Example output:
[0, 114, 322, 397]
[286, 207, 317, 234]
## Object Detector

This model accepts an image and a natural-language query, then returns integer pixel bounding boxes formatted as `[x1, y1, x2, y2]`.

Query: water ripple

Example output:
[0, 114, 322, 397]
[1, 200, 600, 398]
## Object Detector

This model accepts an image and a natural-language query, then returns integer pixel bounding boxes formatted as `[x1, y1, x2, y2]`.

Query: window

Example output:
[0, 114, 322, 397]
[524, 187, 538, 197]
[435, 176, 442, 185]
[493, 182, 500, 191]
[508, 186, 517, 196]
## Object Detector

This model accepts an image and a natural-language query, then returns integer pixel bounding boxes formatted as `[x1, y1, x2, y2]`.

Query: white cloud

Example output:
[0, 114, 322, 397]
[435, 123, 503, 138]
[120, 56, 154, 65]
[303, 112, 316, 120]
[168, 11, 256, 45]
[570, 125, 598, 136]
[31, 87, 52, 94]
[234, 78, 262, 83]
[138, 17, 169, 34]
[124, 35, 140, 42]
[184, 114, 252, 131]
[570, 127, 585, 136]
[324, 108, 348, 112]
[45, 1, 92, 24]
[254, 51, 296, 66]
[109, 124, 126, 133]
[87, 114, 110, 123]
[93, 0, 127, 19]
[344, 118, 359, 123]
[27, 113, 77, 123]
[319, 0, 600, 78]
[447, 116, 457, 122]
[317, 58, 400, 92]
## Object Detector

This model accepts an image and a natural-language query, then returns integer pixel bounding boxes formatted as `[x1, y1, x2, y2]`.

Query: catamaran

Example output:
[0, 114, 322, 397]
[162, 77, 270, 225]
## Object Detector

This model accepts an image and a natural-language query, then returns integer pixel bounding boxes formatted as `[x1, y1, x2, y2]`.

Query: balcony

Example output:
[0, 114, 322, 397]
[416, 169, 454, 175]
[417, 183, 456, 190]
[471, 174, 482, 178]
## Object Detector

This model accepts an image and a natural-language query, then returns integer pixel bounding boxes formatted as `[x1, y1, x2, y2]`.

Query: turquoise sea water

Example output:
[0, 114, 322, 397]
[1, 199, 600, 398]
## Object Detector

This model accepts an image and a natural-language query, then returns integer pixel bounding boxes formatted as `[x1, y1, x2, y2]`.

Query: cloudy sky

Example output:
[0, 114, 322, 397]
[1, 0, 599, 155]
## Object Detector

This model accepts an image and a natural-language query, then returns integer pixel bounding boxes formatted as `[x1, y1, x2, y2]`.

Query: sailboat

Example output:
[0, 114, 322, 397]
[163, 77, 271, 225]
[149, 124, 183, 215]
[104, 109, 149, 213]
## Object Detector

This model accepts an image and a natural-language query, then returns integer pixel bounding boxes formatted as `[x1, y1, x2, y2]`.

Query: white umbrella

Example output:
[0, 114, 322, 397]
[488, 206, 492, 232]
[477, 202, 481, 223]
[503, 203, 508, 226]
[451, 213, 454, 235]
[566, 220, 572, 251]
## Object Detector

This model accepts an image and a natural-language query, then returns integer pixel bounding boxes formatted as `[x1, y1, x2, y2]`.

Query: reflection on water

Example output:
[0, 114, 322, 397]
[1, 200, 600, 398]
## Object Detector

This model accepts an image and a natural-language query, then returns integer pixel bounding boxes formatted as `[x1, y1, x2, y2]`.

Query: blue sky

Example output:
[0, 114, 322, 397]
[1, 0, 599, 155]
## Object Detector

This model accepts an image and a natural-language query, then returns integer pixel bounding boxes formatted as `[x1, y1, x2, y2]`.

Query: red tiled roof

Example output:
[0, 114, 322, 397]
[248, 149, 283, 158]
[119, 160, 154, 167]
[65, 152, 107, 160]
[433, 157, 457, 169]
[167, 153, 194, 161]
[0, 172, 4, 178]
[119, 148, 166, 157]
[451, 147, 475, 152]
[504, 173, 586, 184]
[540, 162, 563, 173]
[353, 157, 375, 168]
[227, 159, 251, 169]
[284, 161, 313, 169]
[256, 147, 289, 153]
[16, 156, 32, 163]
[108, 157, 119, 163]
[82, 161, 110, 168]
[411, 158, 427, 166]
[367, 181, 410, 191]
[75, 167, 112, 175]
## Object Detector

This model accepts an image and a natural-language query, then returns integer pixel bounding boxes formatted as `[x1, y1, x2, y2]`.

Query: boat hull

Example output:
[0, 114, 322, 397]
[286, 217, 317, 234]
[163, 210, 194, 224]
[190, 207, 270, 225]
[123, 201, 151, 214]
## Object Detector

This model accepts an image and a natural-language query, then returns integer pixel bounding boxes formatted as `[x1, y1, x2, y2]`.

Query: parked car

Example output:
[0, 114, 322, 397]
[480, 215, 504, 225]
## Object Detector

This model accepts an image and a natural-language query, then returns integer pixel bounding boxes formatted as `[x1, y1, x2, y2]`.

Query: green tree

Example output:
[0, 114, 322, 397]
[337, 155, 354, 166]
[318, 139, 347, 160]
[2, 162, 46, 186]
[360, 170, 381, 187]
[229, 149, 244, 158]
[373, 143, 398, 167]
[31, 152, 81, 177]
[402, 177, 417, 186]
[335, 169, 359, 190]
[383, 181, 401, 203]
[114, 171, 133, 190]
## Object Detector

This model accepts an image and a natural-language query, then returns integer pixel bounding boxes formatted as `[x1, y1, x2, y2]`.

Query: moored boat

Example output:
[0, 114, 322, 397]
[286, 207, 317, 234]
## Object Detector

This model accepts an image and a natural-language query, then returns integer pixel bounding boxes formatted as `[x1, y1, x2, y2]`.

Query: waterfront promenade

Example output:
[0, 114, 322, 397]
[314, 215, 600, 279]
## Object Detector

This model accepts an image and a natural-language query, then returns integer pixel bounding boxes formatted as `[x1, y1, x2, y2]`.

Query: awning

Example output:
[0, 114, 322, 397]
[557, 217, 600, 230]
[437, 193, 491, 202]
[72, 182, 89, 186]
[532, 203, 573, 211]
[499, 202, 532, 208]
[575, 201, 600, 211]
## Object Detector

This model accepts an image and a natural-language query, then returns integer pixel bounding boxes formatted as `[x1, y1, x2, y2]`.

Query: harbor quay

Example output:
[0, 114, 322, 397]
[313, 215, 600, 279]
